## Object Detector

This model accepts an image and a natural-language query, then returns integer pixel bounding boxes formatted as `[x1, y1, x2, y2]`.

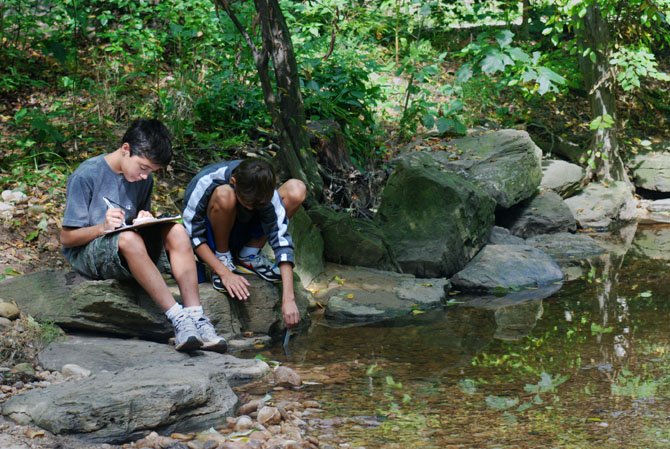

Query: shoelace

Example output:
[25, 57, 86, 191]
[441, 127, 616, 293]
[174, 313, 196, 332]
[218, 254, 236, 271]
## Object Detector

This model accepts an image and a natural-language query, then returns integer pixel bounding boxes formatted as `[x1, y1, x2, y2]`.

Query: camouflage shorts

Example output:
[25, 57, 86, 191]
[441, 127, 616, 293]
[66, 230, 167, 280]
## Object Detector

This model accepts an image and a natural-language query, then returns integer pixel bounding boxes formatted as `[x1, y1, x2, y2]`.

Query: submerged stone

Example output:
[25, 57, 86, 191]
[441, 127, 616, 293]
[309, 263, 449, 324]
[450, 244, 563, 293]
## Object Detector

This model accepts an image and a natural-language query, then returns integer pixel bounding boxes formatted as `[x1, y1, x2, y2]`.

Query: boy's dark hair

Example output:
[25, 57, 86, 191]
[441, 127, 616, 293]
[234, 159, 276, 209]
[122, 119, 172, 167]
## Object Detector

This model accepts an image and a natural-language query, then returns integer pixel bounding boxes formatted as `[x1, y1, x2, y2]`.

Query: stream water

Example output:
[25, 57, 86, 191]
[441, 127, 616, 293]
[263, 224, 670, 448]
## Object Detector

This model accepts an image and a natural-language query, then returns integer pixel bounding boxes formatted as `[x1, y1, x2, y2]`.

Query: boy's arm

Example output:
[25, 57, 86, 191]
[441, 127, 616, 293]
[279, 262, 299, 327]
[60, 208, 126, 247]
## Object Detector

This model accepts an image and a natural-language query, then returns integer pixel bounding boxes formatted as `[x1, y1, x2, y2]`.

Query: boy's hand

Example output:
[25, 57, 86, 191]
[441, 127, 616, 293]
[220, 271, 250, 300]
[104, 208, 125, 231]
[282, 297, 300, 328]
[133, 210, 154, 224]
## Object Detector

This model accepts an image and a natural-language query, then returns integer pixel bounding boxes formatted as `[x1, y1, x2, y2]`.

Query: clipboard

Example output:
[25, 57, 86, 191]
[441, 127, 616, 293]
[103, 215, 182, 234]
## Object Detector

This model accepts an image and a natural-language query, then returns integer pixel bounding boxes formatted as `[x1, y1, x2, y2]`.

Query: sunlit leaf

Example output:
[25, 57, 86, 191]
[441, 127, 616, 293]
[591, 323, 614, 334]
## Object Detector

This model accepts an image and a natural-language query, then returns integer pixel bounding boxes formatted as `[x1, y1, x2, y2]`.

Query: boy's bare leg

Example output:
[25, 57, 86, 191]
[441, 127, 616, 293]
[280, 179, 308, 217]
[162, 223, 200, 308]
[246, 179, 307, 248]
[208, 184, 237, 252]
[117, 230, 176, 312]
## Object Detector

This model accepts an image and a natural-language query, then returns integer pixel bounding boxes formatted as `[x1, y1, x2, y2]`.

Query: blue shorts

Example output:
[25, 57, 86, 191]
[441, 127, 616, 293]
[204, 215, 264, 255]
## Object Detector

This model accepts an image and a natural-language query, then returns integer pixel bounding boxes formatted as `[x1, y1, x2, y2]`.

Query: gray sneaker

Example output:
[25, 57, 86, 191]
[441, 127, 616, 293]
[172, 311, 203, 352]
[194, 316, 228, 353]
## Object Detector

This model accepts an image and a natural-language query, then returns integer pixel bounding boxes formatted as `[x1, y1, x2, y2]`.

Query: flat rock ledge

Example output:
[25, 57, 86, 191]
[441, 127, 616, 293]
[2, 336, 270, 444]
[0, 269, 311, 340]
[308, 264, 450, 323]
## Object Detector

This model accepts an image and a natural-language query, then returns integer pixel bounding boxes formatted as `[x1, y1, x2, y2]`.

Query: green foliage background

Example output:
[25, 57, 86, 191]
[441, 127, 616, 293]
[0, 0, 668, 185]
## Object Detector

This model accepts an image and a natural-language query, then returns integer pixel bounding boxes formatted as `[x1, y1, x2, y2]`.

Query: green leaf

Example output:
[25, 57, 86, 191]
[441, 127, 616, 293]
[591, 323, 614, 334]
[507, 47, 529, 63]
[638, 291, 653, 298]
[481, 50, 513, 75]
[495, 30, 514, 48]
[422, 113, 435, 129]
[14, 108, 28, 123]
[436, 117, 466, 135]
[455, 64, 473, 84]
[485, 395, 519, 411]
[25, 230, 40, 242]
[536, 67, 565, 95]
[589, 114, 614, 131]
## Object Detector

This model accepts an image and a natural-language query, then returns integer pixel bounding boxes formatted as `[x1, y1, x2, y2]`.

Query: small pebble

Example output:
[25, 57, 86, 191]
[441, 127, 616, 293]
[234, 415, 254, 432]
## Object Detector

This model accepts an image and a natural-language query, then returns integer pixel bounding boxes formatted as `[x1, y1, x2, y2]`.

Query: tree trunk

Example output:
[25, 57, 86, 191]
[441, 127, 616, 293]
[214, 0, 323, 204]
[577, 3, 628, 183]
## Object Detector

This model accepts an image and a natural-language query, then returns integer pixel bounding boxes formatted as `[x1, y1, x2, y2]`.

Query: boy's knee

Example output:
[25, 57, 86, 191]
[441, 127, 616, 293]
[282, 179, 307, 206]
[209, 185, 237, 213]
[164, 224, 191, 250]
[117, 231, 146, 255]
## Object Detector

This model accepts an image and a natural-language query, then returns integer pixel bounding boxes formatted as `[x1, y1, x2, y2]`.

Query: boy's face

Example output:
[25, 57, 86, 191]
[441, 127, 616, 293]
[231, 176, 269, 210]
[121, 145, 162, 182]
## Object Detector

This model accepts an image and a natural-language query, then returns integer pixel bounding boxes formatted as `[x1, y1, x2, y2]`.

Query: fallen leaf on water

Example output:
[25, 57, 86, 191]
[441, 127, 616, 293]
[345, 293, 355, 300]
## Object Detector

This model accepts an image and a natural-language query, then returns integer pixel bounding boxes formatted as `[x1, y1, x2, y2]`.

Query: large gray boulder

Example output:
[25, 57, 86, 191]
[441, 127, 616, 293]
[376, 153, 495, 277]
[540, 159, 584, 198]
[288, 207, 325, 288]
[630, 152, 670, 193]
[564, 182, 637, 230]
[431, 129, 543, 208]
[0, 270, 310, 339]
[308, 206, 398, 271]
[3, 363, 238, 443]
[450, 244, 563, 293]
[498, 190, 576, 238]
[308, 263, 449, 323]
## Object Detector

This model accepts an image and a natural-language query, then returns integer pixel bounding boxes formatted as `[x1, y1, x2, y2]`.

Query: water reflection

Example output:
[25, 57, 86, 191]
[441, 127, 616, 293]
[263, 224, 670, 449]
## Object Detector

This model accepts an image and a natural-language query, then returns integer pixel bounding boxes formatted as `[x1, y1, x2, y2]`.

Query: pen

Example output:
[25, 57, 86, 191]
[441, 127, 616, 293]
[103, 197, 128, 211]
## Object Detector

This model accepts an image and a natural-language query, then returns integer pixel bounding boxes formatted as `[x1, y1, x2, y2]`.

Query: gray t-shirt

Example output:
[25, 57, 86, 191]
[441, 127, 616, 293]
[62, 154, 153, 260]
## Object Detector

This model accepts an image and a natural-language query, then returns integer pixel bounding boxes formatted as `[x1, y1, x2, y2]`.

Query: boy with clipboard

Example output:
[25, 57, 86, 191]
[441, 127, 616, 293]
[60, 119, 226, 353]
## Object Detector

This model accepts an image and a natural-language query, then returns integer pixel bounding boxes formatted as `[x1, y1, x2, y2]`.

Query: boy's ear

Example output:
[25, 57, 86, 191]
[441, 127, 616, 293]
[230, 176, 236, 187]
[121, 142, 131, 155]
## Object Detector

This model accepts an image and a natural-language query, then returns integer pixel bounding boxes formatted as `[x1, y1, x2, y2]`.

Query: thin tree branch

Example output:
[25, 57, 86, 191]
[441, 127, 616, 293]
[213, 0, 260, 58]
[322, 7, 339, 61]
